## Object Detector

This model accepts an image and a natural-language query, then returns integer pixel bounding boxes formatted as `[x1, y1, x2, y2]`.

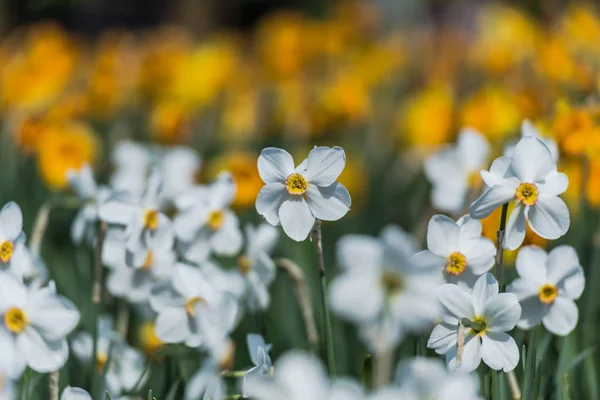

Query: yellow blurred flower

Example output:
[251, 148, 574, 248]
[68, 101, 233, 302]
[207, 152, 263, 209]
[37, 121, 97, 190]
[398, 83, 454, 149]
[460, 87, 522, 141]
[559, 5, 600, 57]
[138, 321, 164, 355]
[150, 100, 192, 145]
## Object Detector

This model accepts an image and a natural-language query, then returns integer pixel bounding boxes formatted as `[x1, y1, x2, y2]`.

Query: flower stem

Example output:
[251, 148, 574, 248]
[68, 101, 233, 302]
[495, 203, 509, 289]
[49, 371, 59, 400]
[275, 258, 319, 353]
[311, 220, 336, 377]
[363, 354, 373, 390]
[220, 370, 247, 378]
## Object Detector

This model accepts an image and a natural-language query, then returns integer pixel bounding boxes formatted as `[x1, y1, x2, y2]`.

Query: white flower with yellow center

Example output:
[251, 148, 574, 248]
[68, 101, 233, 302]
[504, 119, 559, 162]
[507, 245, 584, 336]
[255, 146, 351, 242]
[67, 164, 111, 246]
[413, 214, 496, 288]
[100, 168, 174, 263]
[469, 137, 569, 250]
[329, 225, 440, 349]
[0, 273, 80, 378]
[149, 263, 238, 348]
[0, 202, 25, 270]
[61, 386, 92, 400]
[425, 128, 489, 214]
[174, 172, 243, 263]
[428, 273, 521, 372]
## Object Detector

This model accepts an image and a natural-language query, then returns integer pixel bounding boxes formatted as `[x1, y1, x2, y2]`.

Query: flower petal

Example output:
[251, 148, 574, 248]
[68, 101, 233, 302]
[437, 283, 475, 324]
[469, 186, 515, 220]
[483, 293, 521, 332]
[302, 146, 346, 186]
[515, 296, 547, 330]
[446, 332, 481, 372]
[426, 214, 459, 257]
[481, 331, 519, 371]
[336, 234, 383, 272]
[457, 215, 483, 238]
[506, 277, 539, 301]
[510, 137, 555, 183]
[547, 245, 584, 299]
[99, 199, 139, 226]
[0, 271, 27, 312]
[305, 182, 350, 221]
[503, 203, 526, 251]
[515, 245, 548, 286]
[255, 183, 286, 226]
[329, 273, 382, 323]
[257, 148, 295, 183]
[527, 196, 570, 240]
[538, 171, 568, 196]
[61, 386, 93, 400]
[18, 328, 69, 373]
[458, 128, 489, 172]
[155, 308, 191, 343]
[278, 198, 315, 242]
[427, 322, 456, 354]
[26, 293, 80, 341]
[460, 237, 495, 275]
[480, 156, 512, 188]
[0, 202, 23, 241]
[542, 297, 578, 336]
[470, 273, 499, 315]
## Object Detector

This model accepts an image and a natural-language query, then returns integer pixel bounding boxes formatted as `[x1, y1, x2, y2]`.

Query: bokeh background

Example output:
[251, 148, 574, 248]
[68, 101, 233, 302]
[2, 0, 600, 397]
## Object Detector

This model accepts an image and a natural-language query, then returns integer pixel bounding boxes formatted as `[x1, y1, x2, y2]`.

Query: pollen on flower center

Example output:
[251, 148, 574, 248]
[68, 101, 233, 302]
[207, 210, 225, 230]
[445, 252, 467, 275]
[96, 352, 108, 373]
[4, 307, 27, 334]
[516, 183, 539, 206]
[142, 251, 153, 270]
[285, 173, 308, 195]
[238, 255, 251, 274]
[185, 296, 206, 316]
[0, 241, 13, 263]
[143, 209, 159, 231]
[381, 271, 403, 297]
[538, 283, 558, 304]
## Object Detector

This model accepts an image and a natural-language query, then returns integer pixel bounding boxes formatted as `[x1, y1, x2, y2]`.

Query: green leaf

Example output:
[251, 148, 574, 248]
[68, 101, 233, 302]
[104, 392, 112, 400]
[558, 345, 597, 378]
[148, 389, 153, 400]
[522, 327, 539, 400]
[165, 380, 181, 400]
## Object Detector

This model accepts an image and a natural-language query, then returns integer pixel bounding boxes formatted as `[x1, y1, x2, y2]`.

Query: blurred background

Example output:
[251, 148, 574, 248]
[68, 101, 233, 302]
[2, 0, 600, 394]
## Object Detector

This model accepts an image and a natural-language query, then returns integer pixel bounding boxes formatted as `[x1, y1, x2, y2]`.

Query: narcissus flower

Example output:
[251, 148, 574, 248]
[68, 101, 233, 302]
[256, 146, 351, 241]
[0, 274, 80, 378]
[504, 119, 559, 162]
[507, 245, 584, 336]
[470, 137, 570, 250]
[243, 334, 273, 398]
[414, 215, 495, 288]
[0, 202, 26, 270]
[425, 128, 489, 214]
[428, 273, 521, 372]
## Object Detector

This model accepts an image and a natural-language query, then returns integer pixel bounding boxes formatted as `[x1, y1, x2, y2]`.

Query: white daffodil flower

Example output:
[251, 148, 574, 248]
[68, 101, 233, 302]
[244, 351, 363, 400]
[329, 225, 440, 350]
[184, 361, 225, 400]
[255, 146, 351, 242]
[110, 140, 152, 197]
[0, 273, 80, 378]
[428, 273, 521, 372]
[60, 387, 92, 400]
[238, 223, 279, 312]
[99, 168, 174, 263]
[505, 119, 559, 162]
[242, 334, 273, 397]
[160, 146, 201, 204]
[389, 357, 482, 400]
[149, 263, 238, 348]
[425, 128, 489, 214]
[103, 227, 175, 303]
[413, 214, 496, 288]
[67, 164, 112, 246]
[174, 173, 243, 262]
[0, 202, 25, 271]
[9, 245, 47, 284]
[470, 136, 570, 250]
[507, 245, 584, 336]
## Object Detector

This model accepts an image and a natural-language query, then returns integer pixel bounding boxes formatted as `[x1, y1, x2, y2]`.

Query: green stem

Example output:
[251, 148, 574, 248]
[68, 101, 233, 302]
[311, 220, 336, 377]
[220, 370, 247, 378]
[222, 396, 243, 400]
[363, 354, 373, 390]
[495, 203, 509, 290]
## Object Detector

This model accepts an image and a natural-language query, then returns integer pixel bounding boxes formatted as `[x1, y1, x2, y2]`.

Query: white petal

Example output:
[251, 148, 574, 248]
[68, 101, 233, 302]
[515, 296, 547, 329]
[248, 223, 279, 256]
[255, 183, 286, 225]
[426, 214, 459, 257]
[538, 171, 568, 196]
[515, 245, 548, 286]
[61, 387, 92, 400]
[457, 128, 489, 171]
[258, 148, 295, 183]
[460, 237, 495, 275]
[246, 333, 269, 365]
[457, 215, 482, 238]
[26, 293, 80, 341]
[99, 200, 139, 226]
[149, 281, 186, 312]
[275, 352, 329, 397]
[470, 273, 499, 315]
[527, 196, 570, 240]
[18, 328, 69, 373]
[305, 182, 350, 221]
[329, 273, 382, 323]
[70, 210, 87, 245]
[179, 238, 211, 264]
[381, 224, 420, 258]
[210, 222, 243, 256]
[437, 284, 475, 324]
[547, 245, 583, 298]
[0, 328, 21, 379]
[480, 156, 512, 187]
[336, 234, 383, 272]
[106, 268, 132, 297]
[0, 272, 27, 312]
[142, 168, 163, 209]
[504, 203, 526, 251]
[155, 308, 191, 343]
[427, 322, 456, 354]
[542, 297, 578, 336]
[446, 333, 481, 372]
[510, 137, 555, 182]
[481, 332, 519, 371]
[253, 252, 276, 285]
[302, 146, 346, 186]
[469, 186, 515, 219]
[483, 293, 521, 332]
[431, 184, 467, 214]
[172, 263, 212, 300]
[506, 278, 539, 301]
[278, 198, 315, 242]
[0, 202, 23, 241]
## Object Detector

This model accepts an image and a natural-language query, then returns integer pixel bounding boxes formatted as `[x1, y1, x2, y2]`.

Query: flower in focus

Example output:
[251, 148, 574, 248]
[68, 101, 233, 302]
[425, 128, 490, 213]
[174, 173, 243, 262]
[256, 146, 351, 241]
[507, 245, 584, 336]
[330, 225, 440, 351]
[470, 137, 570, 250]
[61, 387, 92, 400]
[238, 224, 278, 312]
[428, 273, 521, 372]
[0, 273, 80, 378]
[504, 119, 559, 162]
[68, 164, 111, 246]
[414, 215, 495, 288]
[37, 122, 97, 190]
[242, 333, 273, 397]
[0, 202, 25, 270]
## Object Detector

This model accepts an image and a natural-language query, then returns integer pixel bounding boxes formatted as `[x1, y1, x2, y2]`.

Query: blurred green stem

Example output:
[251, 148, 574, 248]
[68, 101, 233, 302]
[363, 354, 373, 390]
[311, 220, 336, 377]
[495, 203, 509, 289]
